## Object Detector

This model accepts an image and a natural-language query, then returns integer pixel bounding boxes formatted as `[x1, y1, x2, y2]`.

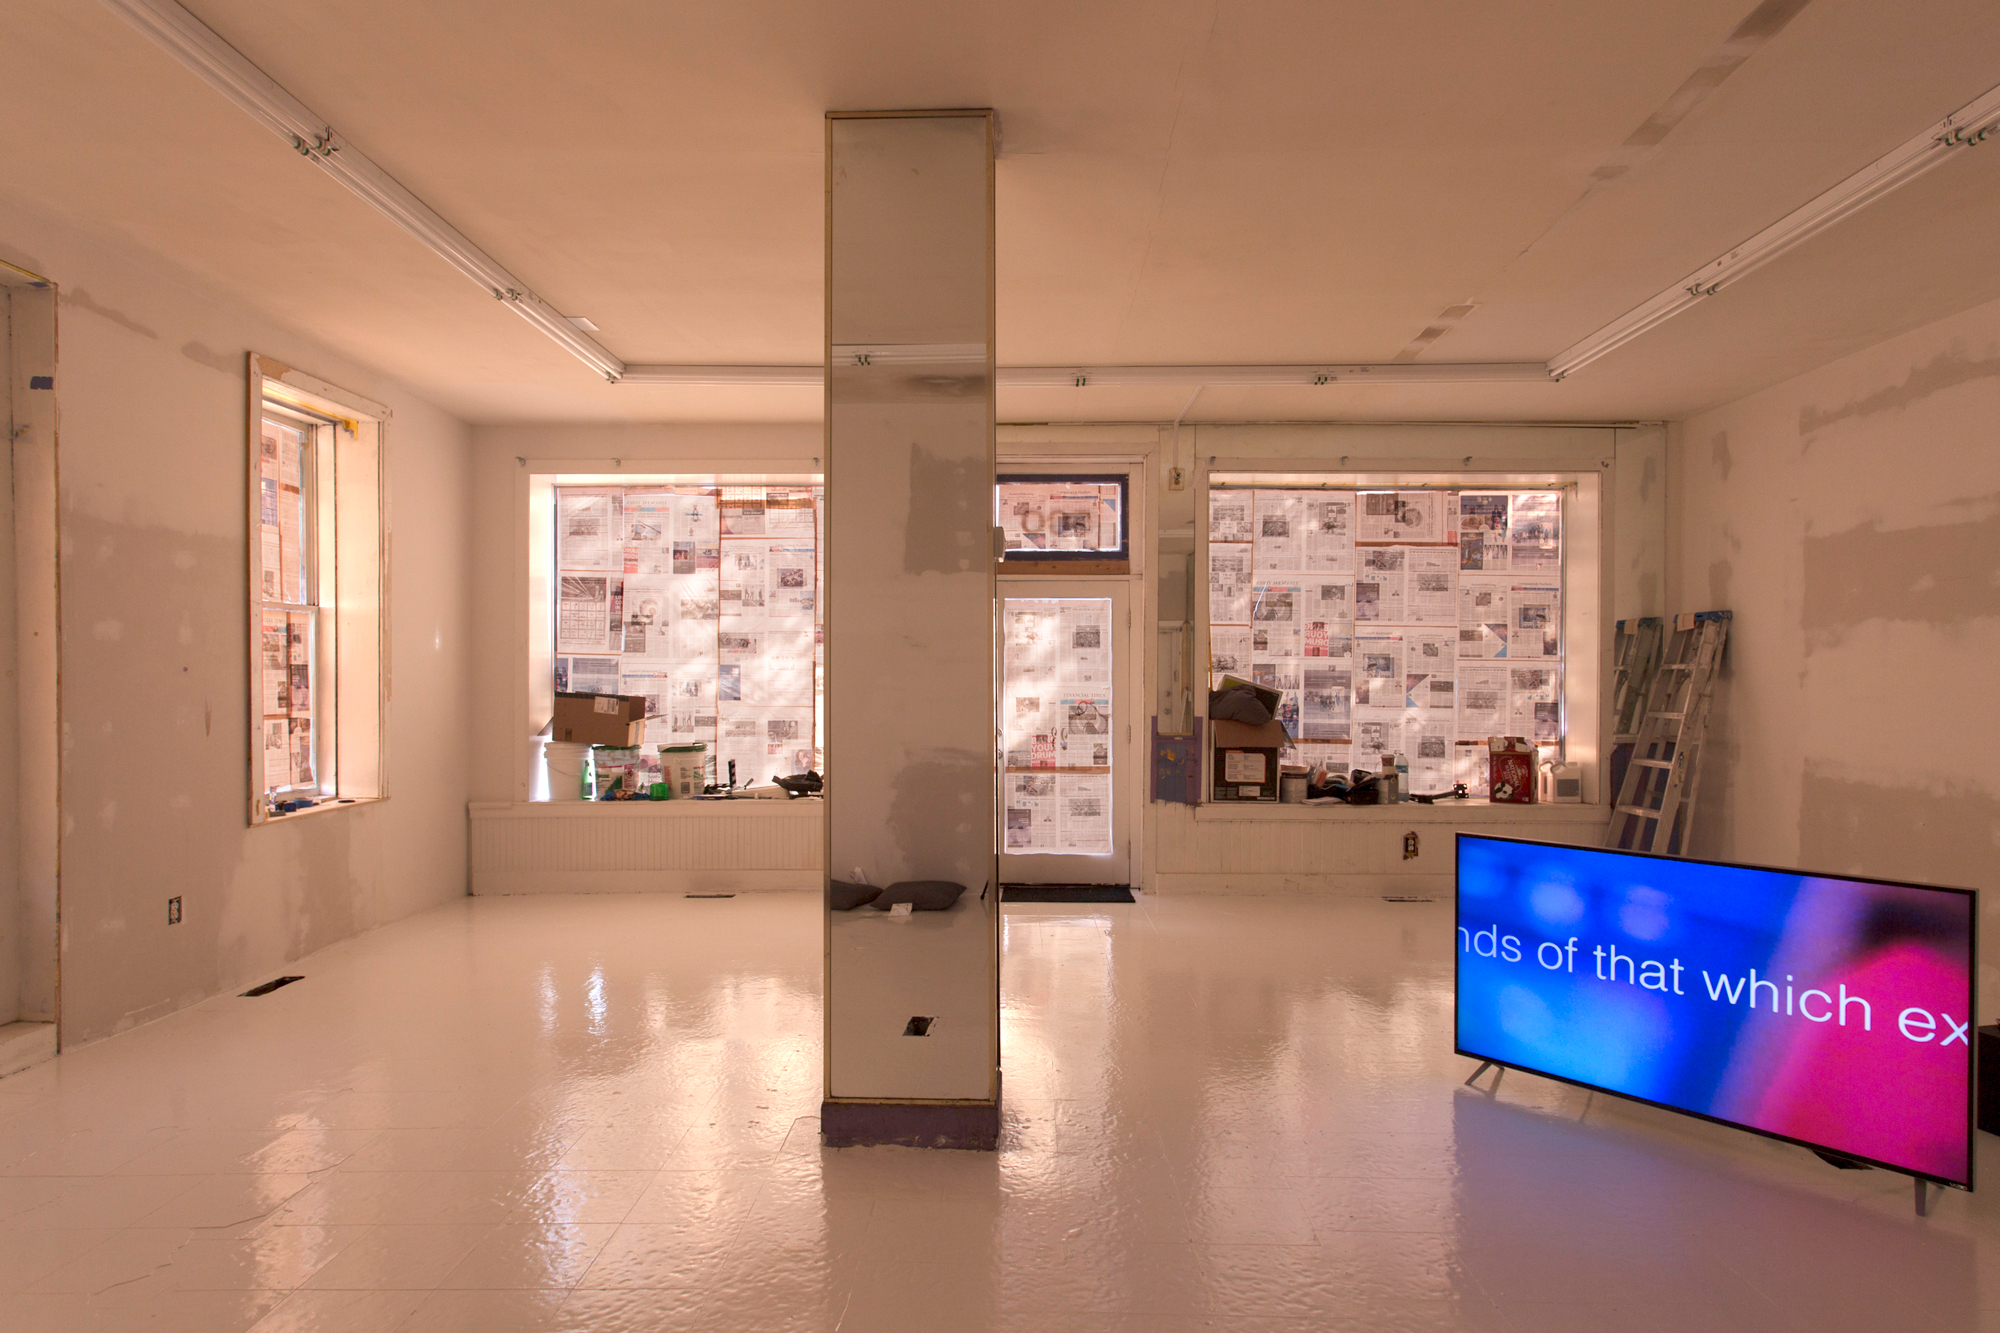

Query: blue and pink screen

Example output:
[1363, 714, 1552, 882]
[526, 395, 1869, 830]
[1455, 835, 1974, 1186]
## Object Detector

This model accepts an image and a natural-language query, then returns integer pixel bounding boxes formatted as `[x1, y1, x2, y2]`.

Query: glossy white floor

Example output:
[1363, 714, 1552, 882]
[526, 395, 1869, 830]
[0, 892, 1994, 1332]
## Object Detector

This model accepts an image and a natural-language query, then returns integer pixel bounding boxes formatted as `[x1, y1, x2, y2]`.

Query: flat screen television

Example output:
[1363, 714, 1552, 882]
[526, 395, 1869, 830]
[1455, 834, 1976, 1189]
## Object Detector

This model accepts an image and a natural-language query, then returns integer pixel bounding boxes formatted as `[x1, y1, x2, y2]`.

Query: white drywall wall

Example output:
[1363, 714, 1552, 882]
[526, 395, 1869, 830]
[0, 193, 474, 1046]
[1668, 293, 2000, 1020]
[0, 290, 17, 1024]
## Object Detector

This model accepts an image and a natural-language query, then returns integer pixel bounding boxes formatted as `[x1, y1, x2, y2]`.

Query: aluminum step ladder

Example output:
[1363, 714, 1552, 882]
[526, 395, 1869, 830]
[1607, 616, 1664, 803]
[1607, 611, 1730, 856]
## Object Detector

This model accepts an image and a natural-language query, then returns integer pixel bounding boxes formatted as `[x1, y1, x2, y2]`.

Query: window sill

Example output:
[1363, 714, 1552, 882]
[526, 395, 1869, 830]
[472, 799, 823, 817]
[261, 795, 383, 824]
[1190, 799, 1610, 824]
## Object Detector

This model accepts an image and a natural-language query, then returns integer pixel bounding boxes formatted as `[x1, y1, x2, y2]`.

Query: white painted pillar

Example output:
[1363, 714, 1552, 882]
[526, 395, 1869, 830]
[822, 111, 999, 1148]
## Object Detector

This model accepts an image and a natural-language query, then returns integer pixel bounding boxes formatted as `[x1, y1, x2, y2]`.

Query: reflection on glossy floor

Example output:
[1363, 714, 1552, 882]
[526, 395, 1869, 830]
[0, 892, 1995, 1331]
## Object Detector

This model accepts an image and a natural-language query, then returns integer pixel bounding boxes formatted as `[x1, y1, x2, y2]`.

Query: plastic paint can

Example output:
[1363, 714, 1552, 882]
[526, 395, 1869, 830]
[543, 740, 591, 802]
[659, 743, 708, 799]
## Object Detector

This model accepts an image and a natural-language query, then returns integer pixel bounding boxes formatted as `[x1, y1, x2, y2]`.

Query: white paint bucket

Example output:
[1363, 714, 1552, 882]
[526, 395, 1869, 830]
[659, 743, 707, 799]
[544, 741, 591, 802]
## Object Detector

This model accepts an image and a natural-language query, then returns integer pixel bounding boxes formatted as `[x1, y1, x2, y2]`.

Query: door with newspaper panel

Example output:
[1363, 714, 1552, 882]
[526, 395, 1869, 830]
[997, 583, 1132, 886]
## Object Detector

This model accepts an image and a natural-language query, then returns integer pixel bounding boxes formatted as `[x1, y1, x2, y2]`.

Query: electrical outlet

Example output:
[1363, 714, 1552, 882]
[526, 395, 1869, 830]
[1402, 832, 1420, 861]
[167, 896, 182, 925]
[1167, 466, 1185, 491]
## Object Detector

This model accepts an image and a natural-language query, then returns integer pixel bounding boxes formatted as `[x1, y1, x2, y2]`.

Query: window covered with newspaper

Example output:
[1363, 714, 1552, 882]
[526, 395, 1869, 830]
[1206, 485, 1564, 798]
[256, 411, 319, 798]
[554, 482, 823, 790]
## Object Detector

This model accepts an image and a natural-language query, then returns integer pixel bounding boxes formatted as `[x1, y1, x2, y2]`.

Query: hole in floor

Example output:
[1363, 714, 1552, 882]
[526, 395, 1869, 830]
[904, 1016, 934, 1036]
[1002, 885, 1134, 903]
[241, 976, 303, 997]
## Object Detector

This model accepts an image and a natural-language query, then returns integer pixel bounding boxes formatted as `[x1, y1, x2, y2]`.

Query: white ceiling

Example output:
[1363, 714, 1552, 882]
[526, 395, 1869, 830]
[3, 0, 1998, 424]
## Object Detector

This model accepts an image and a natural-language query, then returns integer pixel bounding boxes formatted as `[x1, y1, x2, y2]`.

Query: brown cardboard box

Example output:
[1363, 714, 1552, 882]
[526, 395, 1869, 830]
[1212, 717, 1289, 802]
[551, 692, 647, 747]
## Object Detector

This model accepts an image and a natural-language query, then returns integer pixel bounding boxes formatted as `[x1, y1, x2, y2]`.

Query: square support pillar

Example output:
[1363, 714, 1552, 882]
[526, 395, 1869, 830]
[821, 111, 999, 1148]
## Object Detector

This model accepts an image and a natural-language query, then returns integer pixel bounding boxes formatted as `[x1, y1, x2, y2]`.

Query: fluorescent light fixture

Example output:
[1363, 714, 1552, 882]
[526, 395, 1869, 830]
[619, 365, 824, 387]
[102, 0, 1559, 397]
[101, 0, 627, 381]
[1550, 78, 2000, 379]
[621, 363, 1553, 388]
[1001, 363, 1551, 388]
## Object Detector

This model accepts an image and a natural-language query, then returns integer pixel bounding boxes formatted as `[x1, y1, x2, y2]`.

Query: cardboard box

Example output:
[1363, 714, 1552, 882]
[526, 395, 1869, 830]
[1489, 736, 1537, 804]
[1212, 717, 1289, 802]
[551, 692, 647, 747]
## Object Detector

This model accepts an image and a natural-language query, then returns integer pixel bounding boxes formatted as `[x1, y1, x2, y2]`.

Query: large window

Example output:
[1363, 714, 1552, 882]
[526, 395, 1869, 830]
[551, 479, 823, 791]
[1207, 482, 1567, 799]
[247, 354, 386, 823]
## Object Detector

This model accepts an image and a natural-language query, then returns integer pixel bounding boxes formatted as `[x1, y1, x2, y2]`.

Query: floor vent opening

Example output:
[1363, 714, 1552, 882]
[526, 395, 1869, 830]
[1002, 885, 1135, 903]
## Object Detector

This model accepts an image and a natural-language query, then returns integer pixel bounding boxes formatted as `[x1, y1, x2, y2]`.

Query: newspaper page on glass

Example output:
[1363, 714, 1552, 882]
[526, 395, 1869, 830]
[1404, 629, 1457, 716]
[1300, 662, 1352, 741]
[1252, 491, 1304, 574]
[718, 486, 766, 537]
[1250, 584, 1300, 658]
[1302, 494, 1356, 573]
[1457, 662, 1508, 743]
[1509, 665, 1561, 743]
[1210, 625, 1252, 679]
[557, 574, 617, 654]
[1408, 715, 1453, 794]
[1405, 547, 1458, 626]
[1208, 543, 1252, 628]
[1357, 491, 1454, 544]
[1509, 491, 1561, 572]
[1458, 581, 1509, 659]
[1354, 630, 1404, 717]
[1209, 489, 1253, 544]
[1355, 547, 1407, 623]
[997, 480, 1121, 552]
[1457, 492, 1510, 573]
[559, 490, 621, 571]
[1001, 597, 1115, 855]
[1510, 585, 1561, 659]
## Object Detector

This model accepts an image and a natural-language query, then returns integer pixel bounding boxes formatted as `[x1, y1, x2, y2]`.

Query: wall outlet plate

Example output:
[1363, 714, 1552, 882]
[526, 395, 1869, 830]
[167, 896, 182, 925]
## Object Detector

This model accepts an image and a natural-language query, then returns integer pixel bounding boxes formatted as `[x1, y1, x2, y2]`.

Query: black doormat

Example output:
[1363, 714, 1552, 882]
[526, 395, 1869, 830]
[1002, 885, 1135, 903]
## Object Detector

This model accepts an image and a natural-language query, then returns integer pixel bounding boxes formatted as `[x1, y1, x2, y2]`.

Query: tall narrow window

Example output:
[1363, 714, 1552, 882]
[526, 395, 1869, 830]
[257, 410, 321, 799]
[246, 354, 387, 823]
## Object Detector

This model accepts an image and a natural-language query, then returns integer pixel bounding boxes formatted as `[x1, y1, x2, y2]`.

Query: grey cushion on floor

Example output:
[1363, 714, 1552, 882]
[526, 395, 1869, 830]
[871, 881, 967, 911]
[830, 880, 881, 911]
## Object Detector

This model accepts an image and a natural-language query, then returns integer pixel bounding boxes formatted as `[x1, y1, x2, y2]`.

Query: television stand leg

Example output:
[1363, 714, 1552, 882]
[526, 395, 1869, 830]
[1915, 1178, 1935, 1218]
[1463, 1060, 1502, 1092]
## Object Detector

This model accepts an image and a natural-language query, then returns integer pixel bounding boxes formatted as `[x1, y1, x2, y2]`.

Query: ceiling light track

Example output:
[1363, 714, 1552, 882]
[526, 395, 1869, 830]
[104, 0, 1559, 397]
[617, 363, 1556, 389]
[102, 0, 626, 381]
[1549, 77, 2000, 379]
